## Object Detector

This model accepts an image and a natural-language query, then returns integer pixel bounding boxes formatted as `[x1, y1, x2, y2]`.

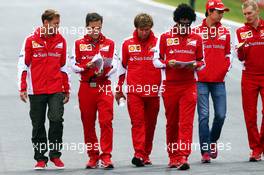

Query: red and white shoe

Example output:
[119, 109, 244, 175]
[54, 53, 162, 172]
[175, 156, 190, 170]
[201, 152, 211, 163]
[34, 160, 46, 170]
[249, 151, 262, 162]
[143, 157, 152, 166]
[168, 156, 190, 170]
[86, 157, 99, 169]
[100, 156, 114, 169]
[210, 143, 218, 159]
[50, 158, 64, 169]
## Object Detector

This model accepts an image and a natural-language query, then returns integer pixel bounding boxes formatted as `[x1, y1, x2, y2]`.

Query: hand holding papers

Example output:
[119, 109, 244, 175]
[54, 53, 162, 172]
[91, 54, 103, 72]
[168, 59, 196, 69]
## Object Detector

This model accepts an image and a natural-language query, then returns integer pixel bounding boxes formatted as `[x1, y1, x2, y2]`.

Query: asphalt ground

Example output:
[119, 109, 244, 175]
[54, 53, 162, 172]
[0, 0, 264, 174]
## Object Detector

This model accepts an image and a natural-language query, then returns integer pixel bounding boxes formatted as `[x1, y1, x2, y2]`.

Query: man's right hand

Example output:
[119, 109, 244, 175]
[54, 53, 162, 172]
[115, 91, 126, 105]
[168, 59, 177, 68]
[20, 91, 28, 103]
[236, 41, 246, 51]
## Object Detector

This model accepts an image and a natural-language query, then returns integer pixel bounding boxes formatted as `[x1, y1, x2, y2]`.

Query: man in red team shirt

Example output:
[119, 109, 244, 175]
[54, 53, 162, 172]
[194, 0, 231, 163]
[115, 13, 161, 167]
[153, 4, 204, 170]
[71, 13, 117, 169]
[17, 9, 70, 170]
[236, 0, 264, 162]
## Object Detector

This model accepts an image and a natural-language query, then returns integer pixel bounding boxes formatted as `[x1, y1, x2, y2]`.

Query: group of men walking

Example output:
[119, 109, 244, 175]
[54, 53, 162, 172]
[17, 0, 264, 171]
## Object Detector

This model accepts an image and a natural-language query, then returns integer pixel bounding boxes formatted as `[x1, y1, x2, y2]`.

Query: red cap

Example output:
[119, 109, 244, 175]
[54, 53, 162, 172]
[206, 0, 230, 12]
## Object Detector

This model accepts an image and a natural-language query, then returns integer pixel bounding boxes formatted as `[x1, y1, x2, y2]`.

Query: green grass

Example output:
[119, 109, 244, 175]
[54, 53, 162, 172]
[155, 0, 264, 23]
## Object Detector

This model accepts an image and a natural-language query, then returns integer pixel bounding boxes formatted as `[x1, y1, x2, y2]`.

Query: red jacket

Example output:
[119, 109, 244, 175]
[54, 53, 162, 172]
[153, 27, 204, 84]
[117, 30, 161, 97]
[236, 19, 264, 75]
[194, 19, 231, 82]
[18, 27, 70, 95]
[71, 33, 117, 85]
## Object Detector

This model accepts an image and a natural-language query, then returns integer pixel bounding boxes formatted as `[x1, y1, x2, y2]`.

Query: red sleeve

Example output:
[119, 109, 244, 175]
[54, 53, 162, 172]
[116, 42, 128, 92]
[225, 32, 231, 66]
[158, 34, 169, 65]
[195, 36, 204, 69]
[236, 29, 246, 61]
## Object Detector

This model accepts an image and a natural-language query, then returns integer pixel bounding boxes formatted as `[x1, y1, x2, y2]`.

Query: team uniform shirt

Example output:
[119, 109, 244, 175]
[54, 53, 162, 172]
[236, 19, 264, 75]
[18, 27, 70, 95]
[153, 27, 204, 84]
[117, 30, 161, 97]
[194, 19, 231, 82]
[71, 33, 117, 85]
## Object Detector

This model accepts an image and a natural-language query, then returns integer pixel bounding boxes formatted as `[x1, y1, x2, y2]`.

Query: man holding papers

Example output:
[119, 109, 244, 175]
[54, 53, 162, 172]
[71, 12, 118, 169]
[153, 4, 204, 170]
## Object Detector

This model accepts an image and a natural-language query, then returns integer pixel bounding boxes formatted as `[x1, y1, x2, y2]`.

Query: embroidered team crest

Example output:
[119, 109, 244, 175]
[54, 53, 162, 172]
[187, 39, 197, 46]
[55, 42, 63, 48]
[260, 30, 264, 38]
[100, 45, 110, 51]
[128, 45, 141, 52]
[240, 31, 253, 39]
[79, 44, 92, 51]
[166, 38, 179, 46]
[32, 41, 44, 48]
[218, 34, 226, 41]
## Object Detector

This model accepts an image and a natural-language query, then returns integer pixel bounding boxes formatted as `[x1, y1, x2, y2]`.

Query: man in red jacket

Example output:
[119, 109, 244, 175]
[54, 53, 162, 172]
[17, 9, 70, 170]
[236, 0, 264, 162]
[115, 13, 161, 167]
[193, 0, 231, 163]
[71, 13, 117, 169]
[153, 4, 204, 170]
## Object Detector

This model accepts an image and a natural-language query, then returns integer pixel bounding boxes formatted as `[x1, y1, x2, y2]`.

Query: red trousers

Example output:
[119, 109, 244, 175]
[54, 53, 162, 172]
[242, 73, 264, 154]
[162, 82, 197, 159]
[127, 93, 160, 159]
[78, 82, 113, 159]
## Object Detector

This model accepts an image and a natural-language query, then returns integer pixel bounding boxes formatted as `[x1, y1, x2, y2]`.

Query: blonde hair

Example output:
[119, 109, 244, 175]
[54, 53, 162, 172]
[242, 0, 259, 11]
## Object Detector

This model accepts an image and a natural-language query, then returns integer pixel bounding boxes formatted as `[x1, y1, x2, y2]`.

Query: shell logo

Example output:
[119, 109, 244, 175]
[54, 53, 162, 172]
[32, 41, 43, 48]
[129, 45, 135, 52]
[166, 38, 179, 46]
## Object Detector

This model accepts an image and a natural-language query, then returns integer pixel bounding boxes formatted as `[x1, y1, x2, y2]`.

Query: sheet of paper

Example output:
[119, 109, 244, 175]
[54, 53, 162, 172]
[91, 55, 103, 71]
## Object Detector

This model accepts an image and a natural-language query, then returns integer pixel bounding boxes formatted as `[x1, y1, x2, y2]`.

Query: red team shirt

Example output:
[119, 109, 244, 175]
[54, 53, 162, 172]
[71, 33, 116, 84]
[236, 19, 264, 75]
[18, 27, 70, 95]
[153, 28, 204, 83]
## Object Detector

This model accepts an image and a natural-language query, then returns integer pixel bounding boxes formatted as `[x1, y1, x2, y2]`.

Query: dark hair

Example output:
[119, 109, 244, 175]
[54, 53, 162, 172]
[85, 13, 103, 27]
[173, 3, 196, 23]
[134, 13, 153, 28]
[205, 9, 215, 17]
[41, 9, 60, 24]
